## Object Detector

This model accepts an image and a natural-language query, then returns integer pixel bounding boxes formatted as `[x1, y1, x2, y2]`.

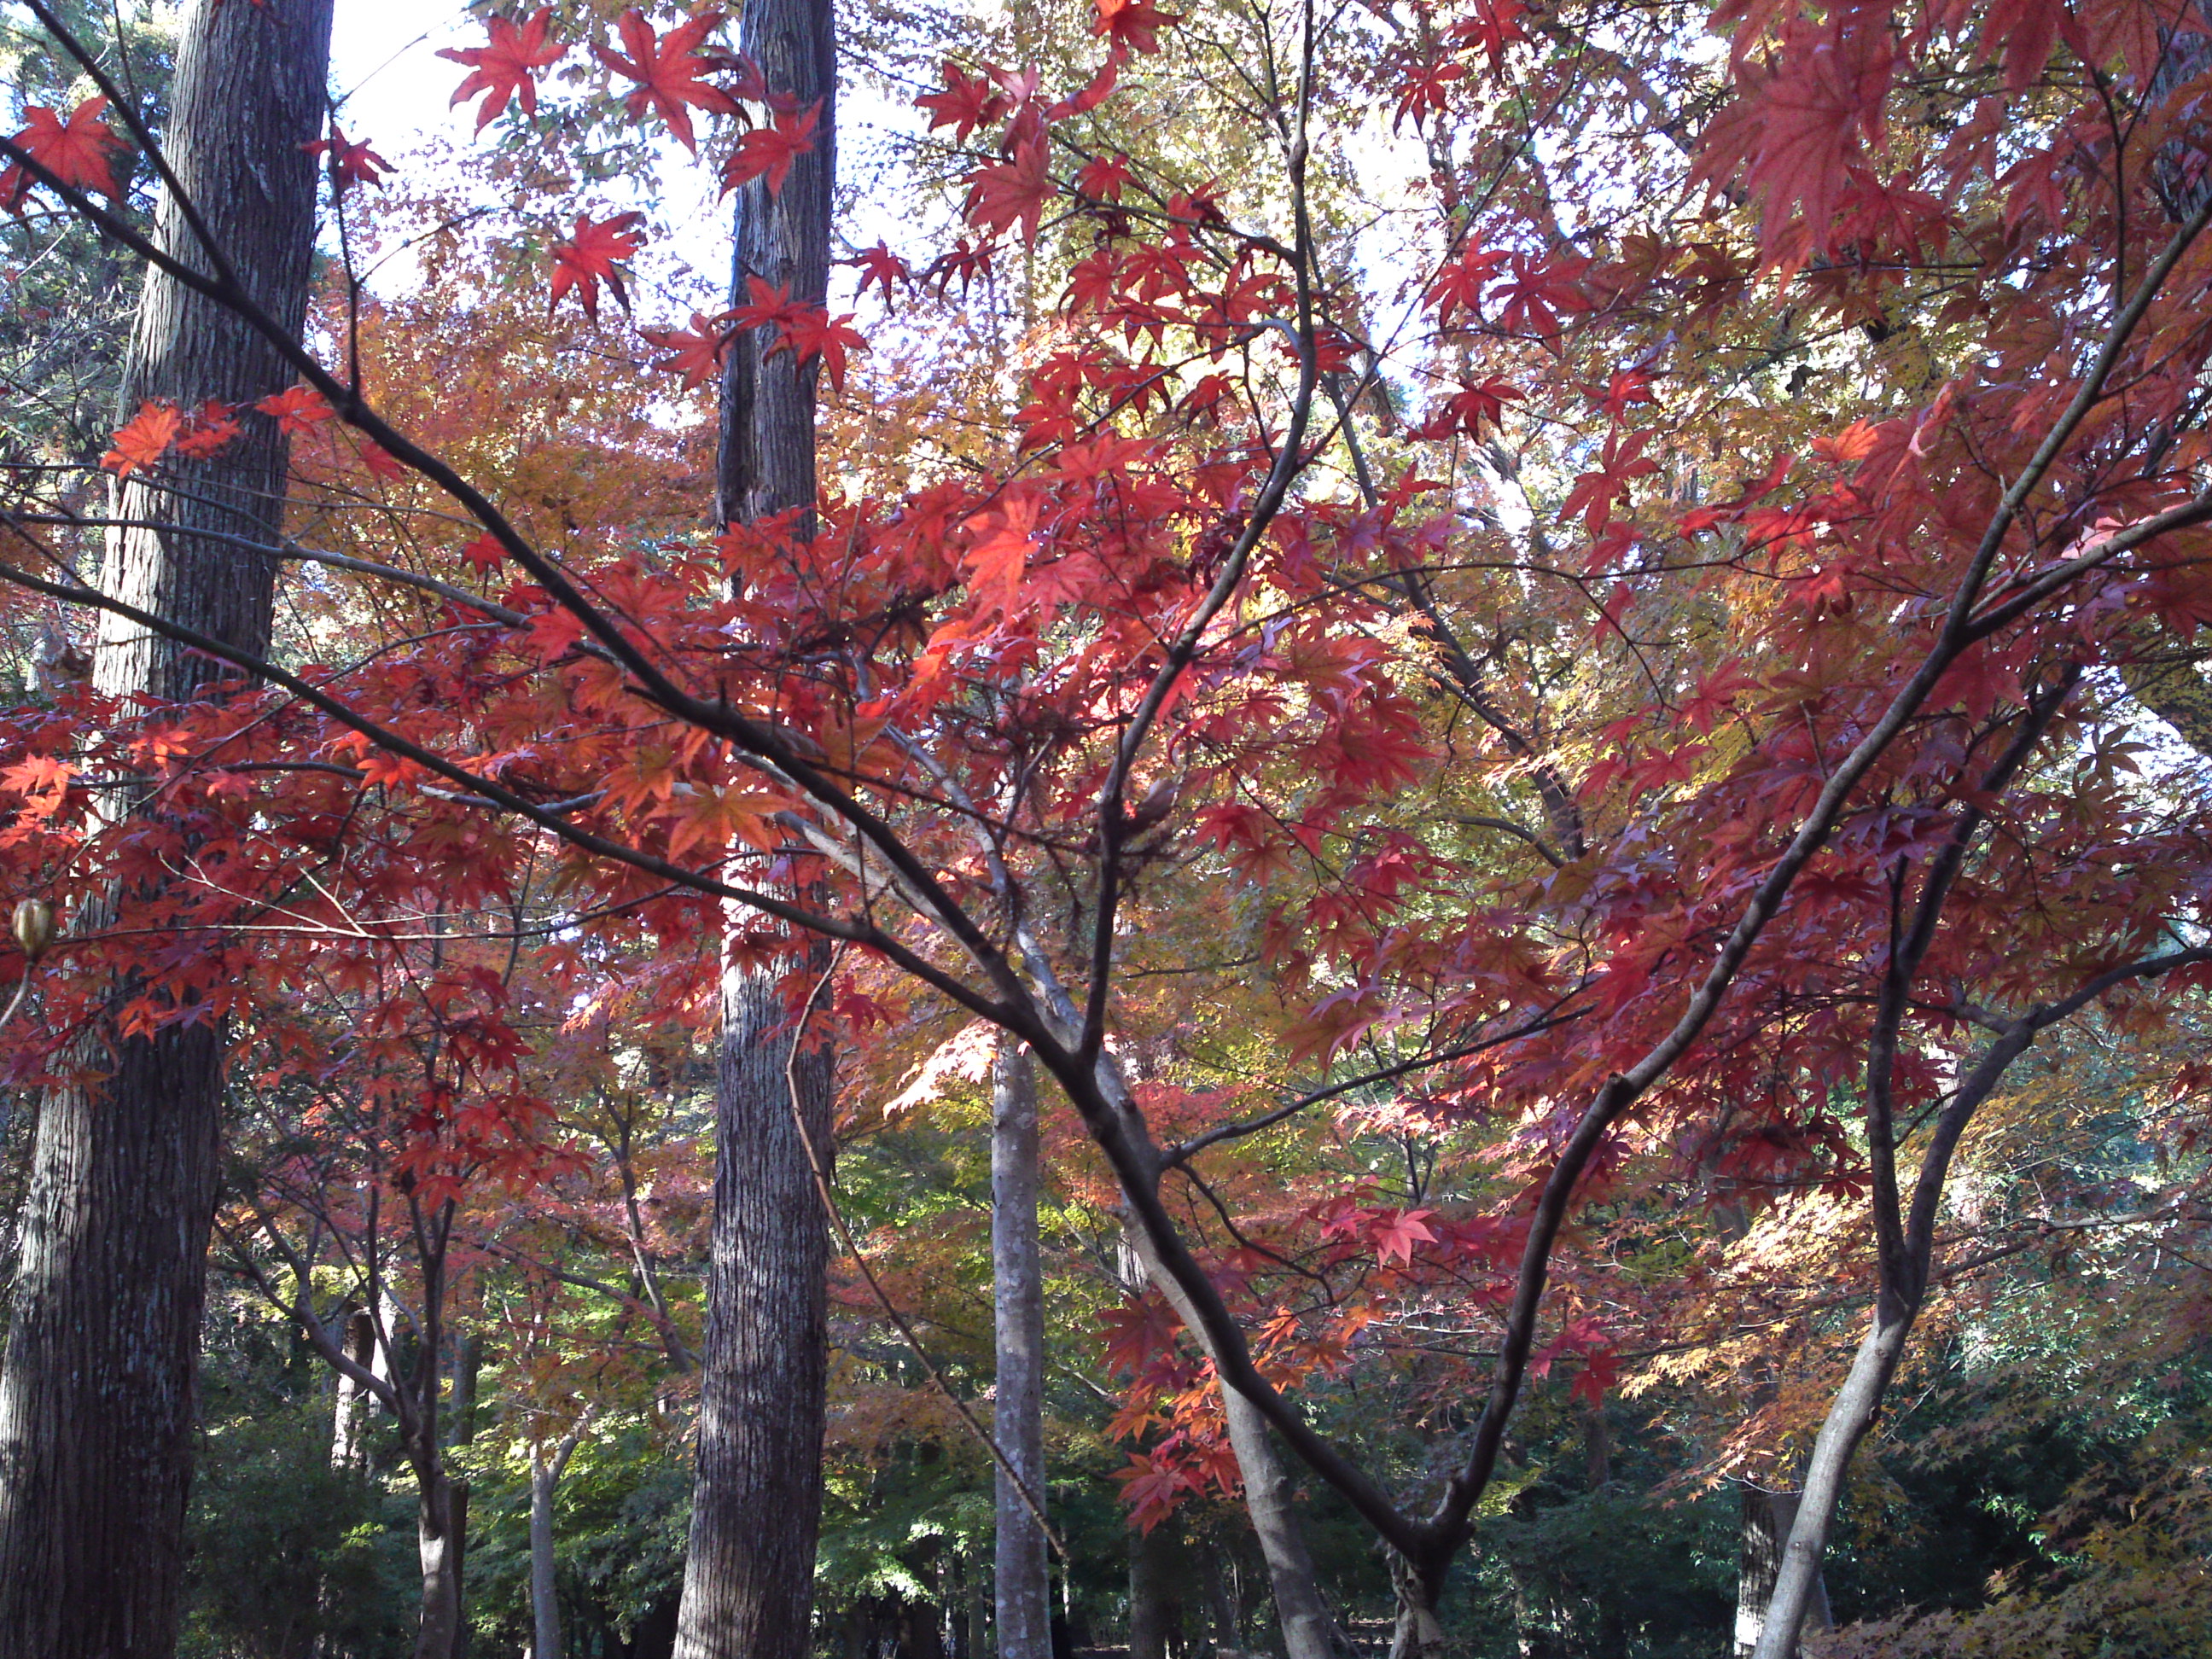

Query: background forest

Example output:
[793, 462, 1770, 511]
[0, 0, 2209, 1656]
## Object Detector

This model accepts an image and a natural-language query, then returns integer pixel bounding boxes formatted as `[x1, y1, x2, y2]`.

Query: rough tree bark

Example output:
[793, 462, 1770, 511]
[0, 3, 330, 1653]
[993, 1037, 1053, 1659]
[1733, 1487, 1830, 1658]
[672, 4, 838, 1651]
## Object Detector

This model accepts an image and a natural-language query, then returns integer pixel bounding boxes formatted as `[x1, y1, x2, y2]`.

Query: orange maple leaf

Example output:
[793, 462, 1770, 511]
[10, 96, 126, 199]
[256, 383, 335, 436]
[171, 400, 241, 459]
[439, 7, 569, 131]
[961, 493, 1042, 615]
[102, 401, 182, 477]
[1093, 0, 1180, 55]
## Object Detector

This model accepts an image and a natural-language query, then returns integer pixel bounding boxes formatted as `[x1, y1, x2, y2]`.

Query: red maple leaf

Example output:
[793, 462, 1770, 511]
[548, 212, 647, 321]
[11, 96, 126, 199]
[1393, 58, 1468, 132]
[357, 440, 406, 482]
[1093, 0, 1180, 55]
[303, 125, 391, 194]
[1115, 1451, 1199, 1532]
[1048, 54, 1121, 119]
[965, 137, 1052, 246]
[639, 311, 736, 390]
[917, 61, 1010, 143]
[722, 278, 865, 393]
[1560, 428, 1659, 531]
[1425, 244, 1507, 323]
[1370, 1208, 1437, 1266]
[102, 401, 181, 477]
[439, 7, 569, 132]
[721, 49, 800, 114]
[256, 384, 335, 436]
[846, 242, 911, 301]
[1728, 15, 1896, 254]
[719, 102, 819, 197]
[1448, 0, 1534, 67]
[1074, 152, 1132, 201]
[726, 274, 804, 337]
[595, 8, 736, 154]
[773, 306, 867, 395]
[962, 492, 1042, 614]
[1412, 378, 1522, 441]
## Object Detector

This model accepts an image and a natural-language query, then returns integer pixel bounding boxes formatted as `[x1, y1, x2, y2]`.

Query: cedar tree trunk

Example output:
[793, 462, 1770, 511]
[0, 2, 329, 1653]
[672, 0, 837, 1654]
[992, 1037, 1052, 1659]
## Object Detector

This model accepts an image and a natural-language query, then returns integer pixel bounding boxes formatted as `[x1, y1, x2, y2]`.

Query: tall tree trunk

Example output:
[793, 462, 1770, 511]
[993, 1038, 1052, 1659]
[528, 1411, 591, 1659]
[1750, 1307, 1912, 1659]
[0, 3, 330, 1654]
[672, 2, 836, 1656]
[1204, 1540, 1243, 1656]
[711, 0, 835, 532]
[1734, 1486, 1831, 1658]
[531, 1446, 562, 1659]
[1124, 1225, 1350, 1659]
[1128, 1522, 1179, 1659]
[416, 1462, 467, 1659]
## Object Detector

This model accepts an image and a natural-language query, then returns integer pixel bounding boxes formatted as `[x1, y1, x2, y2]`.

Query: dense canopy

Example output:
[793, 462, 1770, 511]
[0, 0, 2209, 1654]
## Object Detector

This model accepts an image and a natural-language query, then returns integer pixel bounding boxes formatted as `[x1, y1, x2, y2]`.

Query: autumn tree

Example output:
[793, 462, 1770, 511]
[7, 0, 2212, 1654]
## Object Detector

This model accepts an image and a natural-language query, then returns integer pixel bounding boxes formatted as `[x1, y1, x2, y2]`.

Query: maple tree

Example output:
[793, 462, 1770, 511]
[5, 0, 2212, 1653]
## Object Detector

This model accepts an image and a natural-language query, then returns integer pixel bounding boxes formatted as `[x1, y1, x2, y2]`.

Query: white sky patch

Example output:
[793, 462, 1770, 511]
[327, 0, 922, 317]
[329, 0, 468, 157]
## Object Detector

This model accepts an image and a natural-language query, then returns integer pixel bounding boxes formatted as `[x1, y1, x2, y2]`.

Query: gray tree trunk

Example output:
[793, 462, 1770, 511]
[1128, 1522, 1178, 1659]
[993, 1038, 1052, 1659]
[415, 1464, 467, 1659]
[531, 1448, 562, 1659]
[330, 1301, 377, 1470]
[0, 2, 330, 1653]
[529, 1414, 590, 1659]
[1750, 1310, 1912, 1659]
[1734, 1487, 1831, 1658]
[1123, 1225, 1350, 1659]
[672, 2, 837, 1656]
